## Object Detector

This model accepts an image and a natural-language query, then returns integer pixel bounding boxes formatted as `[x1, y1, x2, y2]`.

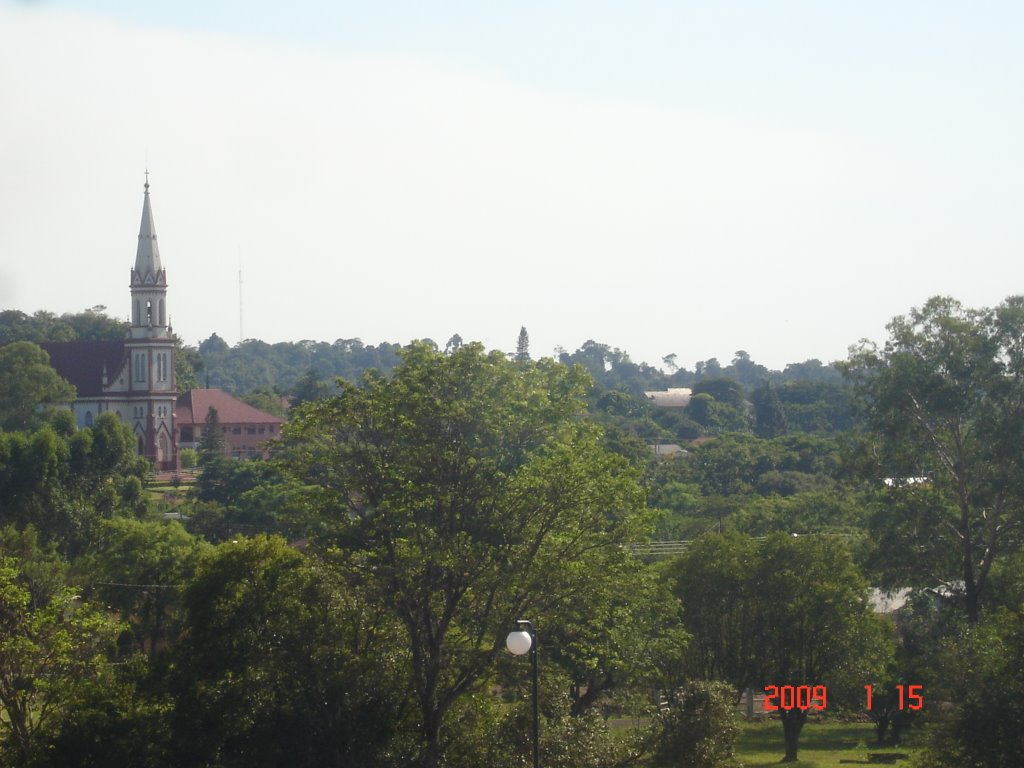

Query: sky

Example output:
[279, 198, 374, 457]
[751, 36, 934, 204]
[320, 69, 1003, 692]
[2, 1, 1023, 371]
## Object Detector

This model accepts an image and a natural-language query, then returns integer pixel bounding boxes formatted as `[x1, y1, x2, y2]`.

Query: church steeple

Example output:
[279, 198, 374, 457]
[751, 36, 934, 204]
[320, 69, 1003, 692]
[129, 173, 169, 336]
[134, 171, 163, 282]
[121, 172, 178, 471]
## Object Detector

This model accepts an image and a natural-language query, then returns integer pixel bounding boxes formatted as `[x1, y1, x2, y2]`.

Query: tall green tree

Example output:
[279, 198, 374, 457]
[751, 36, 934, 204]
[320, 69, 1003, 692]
[669, 532, 891, 762]
[0, 415, 148, 555]
[0, 543, 121, 764]
[88, 518, 209, 659]
[845, 295, 1024, 623]
[515, 325, 530, 362]
[914, 609, 1024, 767]
[197, 406, 225, 465]
[751, 380, 787, 438]
[168, 536, 410, 768]
[290, 367, 332, 408]
[281, 342, 650, 768]
[0, 342, 76, 432]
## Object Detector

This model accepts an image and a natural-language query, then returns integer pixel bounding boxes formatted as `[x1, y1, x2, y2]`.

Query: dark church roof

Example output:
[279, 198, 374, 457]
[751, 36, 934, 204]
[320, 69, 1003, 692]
[40, 341, 128, 397]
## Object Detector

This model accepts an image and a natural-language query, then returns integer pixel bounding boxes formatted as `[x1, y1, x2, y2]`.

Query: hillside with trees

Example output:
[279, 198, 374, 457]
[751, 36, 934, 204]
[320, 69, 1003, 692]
[0, 296, 1022, 766]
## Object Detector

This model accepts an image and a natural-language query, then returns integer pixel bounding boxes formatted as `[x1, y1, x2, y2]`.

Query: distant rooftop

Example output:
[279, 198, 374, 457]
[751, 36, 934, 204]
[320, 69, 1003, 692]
[176, 388, 285, 426]
[644, 387, 692, 407]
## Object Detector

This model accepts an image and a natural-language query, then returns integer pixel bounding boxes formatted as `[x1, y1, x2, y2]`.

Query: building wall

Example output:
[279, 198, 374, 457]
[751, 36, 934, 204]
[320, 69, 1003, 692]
[178, 421, 281, 460]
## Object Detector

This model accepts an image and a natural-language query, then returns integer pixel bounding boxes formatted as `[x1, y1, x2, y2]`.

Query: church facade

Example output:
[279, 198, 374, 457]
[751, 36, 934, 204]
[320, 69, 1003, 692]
[43, 178, 178, 470]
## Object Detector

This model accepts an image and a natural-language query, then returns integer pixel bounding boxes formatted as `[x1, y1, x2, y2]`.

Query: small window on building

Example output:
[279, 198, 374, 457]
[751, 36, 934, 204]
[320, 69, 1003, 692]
[258, 427, 265, 434]
[84, 411, 93, 427]
[246, 427, 256, 434]
[232, 427, 241, 435]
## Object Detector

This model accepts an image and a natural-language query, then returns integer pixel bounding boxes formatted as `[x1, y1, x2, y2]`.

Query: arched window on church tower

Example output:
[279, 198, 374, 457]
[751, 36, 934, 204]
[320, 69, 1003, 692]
[146, 300, 153, 326]
[159, 299, 165, 326]
[158, 434, 168, 461]
[134, 300, 140, 325]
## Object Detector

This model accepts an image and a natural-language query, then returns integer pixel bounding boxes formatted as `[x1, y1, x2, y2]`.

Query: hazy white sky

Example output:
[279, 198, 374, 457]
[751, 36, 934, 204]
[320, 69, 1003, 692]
[2, 1, 1022, 370]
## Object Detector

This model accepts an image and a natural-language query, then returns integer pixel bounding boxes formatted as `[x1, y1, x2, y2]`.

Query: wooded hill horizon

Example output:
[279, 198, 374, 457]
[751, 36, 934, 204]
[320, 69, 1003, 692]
[0, 306, 845, 389]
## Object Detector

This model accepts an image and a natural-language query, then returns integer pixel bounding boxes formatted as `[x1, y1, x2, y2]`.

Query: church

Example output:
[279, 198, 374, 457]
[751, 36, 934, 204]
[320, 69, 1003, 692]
[42, 177, 181, 470]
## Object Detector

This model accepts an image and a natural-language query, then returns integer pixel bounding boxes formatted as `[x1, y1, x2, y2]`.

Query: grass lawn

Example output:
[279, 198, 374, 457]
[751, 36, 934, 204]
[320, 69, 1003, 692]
[736, 718, 919, 767]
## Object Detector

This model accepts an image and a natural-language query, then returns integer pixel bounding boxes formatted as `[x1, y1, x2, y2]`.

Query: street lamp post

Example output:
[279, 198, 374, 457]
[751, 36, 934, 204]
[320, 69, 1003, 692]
[506, 619, 539, 768]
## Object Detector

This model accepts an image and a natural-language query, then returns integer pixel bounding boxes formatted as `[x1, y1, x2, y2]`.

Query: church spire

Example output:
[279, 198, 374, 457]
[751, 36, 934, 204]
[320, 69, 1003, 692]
[130, 173, 169, 334]
[134, 171, 163, 282]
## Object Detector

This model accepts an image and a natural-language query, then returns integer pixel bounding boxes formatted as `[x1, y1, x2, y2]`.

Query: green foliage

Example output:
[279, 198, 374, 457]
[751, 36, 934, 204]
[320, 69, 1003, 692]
[0, 415, 149, 556]
[0, 341, 76, 431]
[238, 386, 288, 417]
[178, 447, 197, 469]
[29, 657, 173, 768]
[445, 670, 644, 768]
[197, 405, 225, 464]
[668, 531, 893, 762]
[0, 307, 127, 345]
[281, 342, 651, 767]
[87, 518, 209, 658]
[187, 458, 326, 542]
[845, 295, 1024, 622]
[197, 334, 402, 394]
[732, 492, 867, 537]
[168, 536, 410, 768]
[686, 392, 749, 434]
[174, 338, 202, 392]
[775, 379, 854, 433]
[651, 680, 740, 768]
[751, 380, 787, 438]
[543, 559, 689, 716]
[913, 610, 1024, 767]
[515, 325, 531, 362]
[290, 367, 333, 407]
[0, 539, 122, 764]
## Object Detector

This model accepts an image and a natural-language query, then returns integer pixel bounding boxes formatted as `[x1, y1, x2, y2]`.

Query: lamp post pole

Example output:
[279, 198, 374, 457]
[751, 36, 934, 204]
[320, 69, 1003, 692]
[506, 619, 539, 768]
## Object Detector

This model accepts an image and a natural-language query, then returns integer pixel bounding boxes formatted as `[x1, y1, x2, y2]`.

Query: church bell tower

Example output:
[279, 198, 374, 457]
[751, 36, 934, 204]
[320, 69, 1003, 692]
[125, 173, 178, 468]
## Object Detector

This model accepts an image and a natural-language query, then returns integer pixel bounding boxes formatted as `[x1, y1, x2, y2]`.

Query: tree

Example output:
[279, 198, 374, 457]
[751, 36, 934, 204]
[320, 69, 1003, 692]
[651, 680, 740, 768]
[0, 542, 121, 764]
[751, 380, 787, 438]
[913, 609, 1024, 767]
[515, 326, 530, 362]
[669, 532, 891, 762]
[290, 367, 332, 408]
[0, 342, 76, 432]
[727, 350, 769, 390]
[844, 295, 1024, 623]
[88, 518, 209, 659]
[280, 342, 649, 768]
[174, 339, 202, 392]
[61, 306, 129, 341]
[0, 415, 148, 556]
[197, 406, 225, 465]
[239, 386, 288, 418]
[543, 559, 688, 717]
[168, 536, 410, 768]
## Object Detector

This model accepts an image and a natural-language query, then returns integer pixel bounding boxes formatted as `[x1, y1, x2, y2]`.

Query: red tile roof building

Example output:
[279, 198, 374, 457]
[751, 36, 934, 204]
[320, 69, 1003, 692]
[176, 389, 284, 459]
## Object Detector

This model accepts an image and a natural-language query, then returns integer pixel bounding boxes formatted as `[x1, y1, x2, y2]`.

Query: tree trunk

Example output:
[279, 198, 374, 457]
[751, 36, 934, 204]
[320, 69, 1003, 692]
[780, 709, 807, 763]
[873, 715, 890, 745]
[421, 709, 442, 768]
